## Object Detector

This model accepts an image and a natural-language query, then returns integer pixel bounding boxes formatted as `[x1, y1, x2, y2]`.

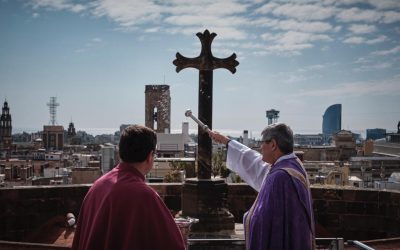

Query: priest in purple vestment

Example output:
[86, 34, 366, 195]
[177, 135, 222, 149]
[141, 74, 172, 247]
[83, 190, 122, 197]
[72, 125, 185, 250]
[209, 123, 315, 250]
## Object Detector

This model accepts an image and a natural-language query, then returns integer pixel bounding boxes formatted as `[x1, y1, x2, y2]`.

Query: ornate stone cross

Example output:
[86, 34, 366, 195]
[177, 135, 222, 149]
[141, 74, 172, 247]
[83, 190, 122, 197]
[173, 30, 239, 179]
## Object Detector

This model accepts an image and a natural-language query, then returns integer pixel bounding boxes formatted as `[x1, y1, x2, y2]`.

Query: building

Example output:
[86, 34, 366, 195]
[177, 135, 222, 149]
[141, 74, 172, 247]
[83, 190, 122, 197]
[71, 167, 102, 184]
[295, 131, 357, 162]
[148, 157, 196, 181]
[100, 145, 115, 173]
[349, 156, 400, 186]
[0, 159, 34, 184]
[66, 121, 79, 144]
[374, 172, 400, 191]
[42, 125, 64, 150]
[0, 100, 13, 151]
[366, 128, 386, 140]
[332, 130, 357, 161]
[145, 85, 171, 133]
[372, 122, 400, 157]
[157, 133, 185, 158]
[294, 134, 324, 146]
[322, 104, 341, 144]
[303, 161, 349, 185]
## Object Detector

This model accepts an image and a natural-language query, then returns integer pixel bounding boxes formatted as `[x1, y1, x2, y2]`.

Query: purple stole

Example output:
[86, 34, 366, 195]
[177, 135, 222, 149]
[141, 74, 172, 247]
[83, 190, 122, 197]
[244, 157, 315, 250]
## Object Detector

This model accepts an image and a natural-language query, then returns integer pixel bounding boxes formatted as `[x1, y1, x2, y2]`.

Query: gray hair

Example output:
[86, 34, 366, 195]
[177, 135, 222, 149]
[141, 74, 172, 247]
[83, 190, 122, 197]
[261, 123, 294, 154]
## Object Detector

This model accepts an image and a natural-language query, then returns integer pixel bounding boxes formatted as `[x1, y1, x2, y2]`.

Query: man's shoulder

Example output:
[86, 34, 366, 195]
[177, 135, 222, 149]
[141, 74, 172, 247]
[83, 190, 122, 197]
[267, 169, 292, 185]
[277, 157, 305, 173]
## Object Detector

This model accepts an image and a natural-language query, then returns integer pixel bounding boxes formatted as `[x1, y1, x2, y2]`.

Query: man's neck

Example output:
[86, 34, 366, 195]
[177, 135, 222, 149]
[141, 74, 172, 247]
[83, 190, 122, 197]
[121, 161, 148, 176]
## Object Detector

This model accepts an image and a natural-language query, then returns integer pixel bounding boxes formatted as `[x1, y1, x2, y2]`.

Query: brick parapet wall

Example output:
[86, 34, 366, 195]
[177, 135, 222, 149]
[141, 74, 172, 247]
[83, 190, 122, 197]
[0, 184, 399, 242]
[0, 185, 90, 241]
[312, 186, 400, 240]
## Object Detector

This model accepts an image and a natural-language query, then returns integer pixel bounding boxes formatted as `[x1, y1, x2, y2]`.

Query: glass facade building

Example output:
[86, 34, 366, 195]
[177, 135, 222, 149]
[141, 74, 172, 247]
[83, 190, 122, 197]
[366, 128, 386, 140]
[322, 104, 342, 143]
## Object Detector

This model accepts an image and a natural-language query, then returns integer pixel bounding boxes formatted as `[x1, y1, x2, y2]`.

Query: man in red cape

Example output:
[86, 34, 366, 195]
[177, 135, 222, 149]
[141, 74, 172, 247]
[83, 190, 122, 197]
[72, 125, 185, 250]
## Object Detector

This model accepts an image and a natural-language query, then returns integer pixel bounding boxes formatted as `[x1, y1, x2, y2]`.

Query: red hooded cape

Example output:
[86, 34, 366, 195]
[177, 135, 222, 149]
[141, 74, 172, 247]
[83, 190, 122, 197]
[72, 162, 185, 250]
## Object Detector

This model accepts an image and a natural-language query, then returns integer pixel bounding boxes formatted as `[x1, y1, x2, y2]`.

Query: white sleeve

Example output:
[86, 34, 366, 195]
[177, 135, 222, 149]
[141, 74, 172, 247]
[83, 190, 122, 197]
[226, 140, 270, 192]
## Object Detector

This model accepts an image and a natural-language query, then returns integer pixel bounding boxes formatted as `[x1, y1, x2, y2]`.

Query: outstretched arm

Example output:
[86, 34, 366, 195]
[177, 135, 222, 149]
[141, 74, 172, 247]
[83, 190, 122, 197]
[208, 130, 270, 191]
[208, 130, 230, 145]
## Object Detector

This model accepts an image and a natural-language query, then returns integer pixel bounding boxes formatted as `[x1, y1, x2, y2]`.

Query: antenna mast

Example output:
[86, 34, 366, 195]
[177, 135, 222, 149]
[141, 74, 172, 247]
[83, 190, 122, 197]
[47, 97, 60, 125]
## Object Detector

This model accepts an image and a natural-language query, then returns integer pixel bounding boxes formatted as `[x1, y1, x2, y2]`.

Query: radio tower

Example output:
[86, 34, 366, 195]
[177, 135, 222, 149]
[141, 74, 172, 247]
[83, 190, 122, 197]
[47, 97, 59, 125]
[266, 109, 279, 125]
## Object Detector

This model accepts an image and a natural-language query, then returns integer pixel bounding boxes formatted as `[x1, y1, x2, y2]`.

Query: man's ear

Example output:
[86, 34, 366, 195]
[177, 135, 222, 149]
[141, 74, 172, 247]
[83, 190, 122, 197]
[271, 139, 277, 151]
[146, 150, 153, 163]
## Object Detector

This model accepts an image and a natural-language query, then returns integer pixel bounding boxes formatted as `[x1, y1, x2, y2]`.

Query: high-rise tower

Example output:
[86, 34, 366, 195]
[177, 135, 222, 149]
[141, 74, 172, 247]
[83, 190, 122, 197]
[0, 100, 12, 148]
[145, 85, 171, 133]
[322, 104, 342, 143]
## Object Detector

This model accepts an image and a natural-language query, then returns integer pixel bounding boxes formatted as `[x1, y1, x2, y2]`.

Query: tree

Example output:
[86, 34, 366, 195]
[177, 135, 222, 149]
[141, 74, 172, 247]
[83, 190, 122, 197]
[164, 161, 186, 183]
[212, 150, 225, 178]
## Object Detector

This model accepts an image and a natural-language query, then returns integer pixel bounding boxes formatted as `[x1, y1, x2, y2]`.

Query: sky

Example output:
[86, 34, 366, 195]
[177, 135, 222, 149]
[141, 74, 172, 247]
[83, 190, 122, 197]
[1, 0, 399, 138]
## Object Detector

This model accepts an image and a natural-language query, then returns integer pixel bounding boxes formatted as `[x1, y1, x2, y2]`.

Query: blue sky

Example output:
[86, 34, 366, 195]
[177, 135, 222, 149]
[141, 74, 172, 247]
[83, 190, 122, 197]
[1, 0, 399, 137]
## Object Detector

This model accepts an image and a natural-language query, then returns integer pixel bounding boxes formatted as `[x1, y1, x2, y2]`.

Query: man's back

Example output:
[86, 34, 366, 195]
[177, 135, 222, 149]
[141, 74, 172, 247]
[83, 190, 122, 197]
[72, 162, 185, 250]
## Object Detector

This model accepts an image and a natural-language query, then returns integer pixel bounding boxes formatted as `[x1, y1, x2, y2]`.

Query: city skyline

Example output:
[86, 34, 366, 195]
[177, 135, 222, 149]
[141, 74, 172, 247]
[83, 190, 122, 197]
[1, 0, 400, 138]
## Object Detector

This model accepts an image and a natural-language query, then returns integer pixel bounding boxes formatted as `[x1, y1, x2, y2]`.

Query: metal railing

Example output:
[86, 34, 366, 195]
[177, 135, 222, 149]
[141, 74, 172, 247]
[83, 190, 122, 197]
[187, 238, 348, 250]
[347, 240, 375, 250]
[316, 238, 345, 250]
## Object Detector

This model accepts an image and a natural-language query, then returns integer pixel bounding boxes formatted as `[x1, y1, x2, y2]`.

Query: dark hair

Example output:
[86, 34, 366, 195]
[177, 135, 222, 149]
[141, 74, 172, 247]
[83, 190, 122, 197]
[261, 123, 293, 154]
[119, 125, 157, 163]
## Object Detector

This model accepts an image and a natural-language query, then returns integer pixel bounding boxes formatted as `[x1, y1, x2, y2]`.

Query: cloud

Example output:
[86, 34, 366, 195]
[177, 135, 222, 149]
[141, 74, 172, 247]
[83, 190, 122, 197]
[276, 31, 332, 45]
[336, 0, 400, 9]
[365, 35, 387, 44]
[145, 27, 161, 33]
[273, 19, 333, 33]
[164, 15, 248, 28]
[283, 74, 309, 84]
[256, 2, 336, 21]
[260, 30, 332, 54]
[297, 64, 328, 72]
[91, 0, 163, 27]
[164, 25, 247, 40]
[382, 11, 400, 23]
[31, 0, 86, 13]
[354, 62, 392, 71]
[343, 36, 364, 44]
[367, 0, 400, 10]
[371, 45, 400, 56]
[354, 57, 371, 64]
[292, 76, 400, 98]
[92, 37, 102, 43]
[255, 2, 279, 14]
[348, 24, 376, 34]
[343, 35, 386, 44]
[273, 63, 330, 84]
[336, 7, 382, 23]
[166, 1, 248, 16]
[24, 0, 400, 57]
[74, 37, 103, 53]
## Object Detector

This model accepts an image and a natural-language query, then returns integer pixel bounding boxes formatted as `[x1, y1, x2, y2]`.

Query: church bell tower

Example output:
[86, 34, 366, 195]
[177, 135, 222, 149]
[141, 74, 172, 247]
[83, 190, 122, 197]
[0, 100, 13, 149]
[145, 85, 171, 133]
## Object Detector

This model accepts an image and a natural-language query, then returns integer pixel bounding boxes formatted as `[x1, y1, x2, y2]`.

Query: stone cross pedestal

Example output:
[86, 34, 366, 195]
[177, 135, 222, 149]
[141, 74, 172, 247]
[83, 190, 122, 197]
[173, 30, 239, 233]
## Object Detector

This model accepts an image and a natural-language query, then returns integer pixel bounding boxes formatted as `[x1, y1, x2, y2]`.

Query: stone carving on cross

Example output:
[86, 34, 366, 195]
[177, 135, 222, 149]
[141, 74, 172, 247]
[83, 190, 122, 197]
[173, 30, 239, 73]
[173, 30, 239, 179]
